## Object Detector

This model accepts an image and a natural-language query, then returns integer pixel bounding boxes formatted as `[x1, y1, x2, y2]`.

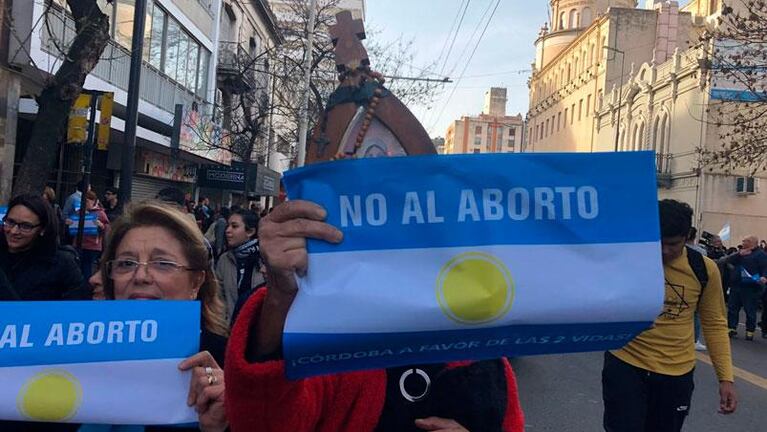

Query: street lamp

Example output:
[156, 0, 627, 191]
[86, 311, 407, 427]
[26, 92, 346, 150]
[604, 46, 625, 152]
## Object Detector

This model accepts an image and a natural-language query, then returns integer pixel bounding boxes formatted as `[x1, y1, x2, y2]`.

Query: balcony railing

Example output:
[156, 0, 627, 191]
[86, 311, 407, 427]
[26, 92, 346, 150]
[41, 7, 206, 116]
[656, 153, 672, 189]
[218, 42, 255, 94]
[217, 41, 270, 95]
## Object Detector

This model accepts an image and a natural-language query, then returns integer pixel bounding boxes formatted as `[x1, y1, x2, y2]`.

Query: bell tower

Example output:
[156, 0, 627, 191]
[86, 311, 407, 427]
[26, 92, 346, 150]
[535, 0, 637, 71]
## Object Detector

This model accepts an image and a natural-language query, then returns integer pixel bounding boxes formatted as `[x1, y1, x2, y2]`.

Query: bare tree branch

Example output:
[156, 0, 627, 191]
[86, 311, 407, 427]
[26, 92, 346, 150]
[698, 1, 767, 174]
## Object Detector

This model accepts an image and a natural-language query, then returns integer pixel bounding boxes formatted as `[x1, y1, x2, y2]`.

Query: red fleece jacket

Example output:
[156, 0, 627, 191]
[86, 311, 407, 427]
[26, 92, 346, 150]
[225, 289, 525, 432]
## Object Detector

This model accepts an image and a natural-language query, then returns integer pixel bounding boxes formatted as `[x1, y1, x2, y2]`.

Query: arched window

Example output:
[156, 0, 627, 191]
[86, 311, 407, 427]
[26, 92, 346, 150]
[582, 7, 592, 26]
[660, 114, 669, 154]
[619, 126, 627, 151]
[569, 9, 578, 29]
[589, 44, 595, 66]
[638, 122, 646, 150]
[652, 116, 661, 151]
[559, 12, 567, 30]
[597, 89, 604, 110]
[574, 57, 579, 76]
[632, 124, 639, 151]
[567, 63, 572, 82]
[601, 37, 607, 59]
[582, 53, 587, 72]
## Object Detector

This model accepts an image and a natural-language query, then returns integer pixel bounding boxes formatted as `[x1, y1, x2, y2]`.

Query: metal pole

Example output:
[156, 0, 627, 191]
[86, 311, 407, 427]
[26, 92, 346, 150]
[615, 53, 625, 152]
[296, 0, 317, 167]
[605, 46, 625, 152]
[55, 136, 65, 201]
[118, 0, 148, 204]
[266, 57, 277, 170]
[75, 93, 101, 250]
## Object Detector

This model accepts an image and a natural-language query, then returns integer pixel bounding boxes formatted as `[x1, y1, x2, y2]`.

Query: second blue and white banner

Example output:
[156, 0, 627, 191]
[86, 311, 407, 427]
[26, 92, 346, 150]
[282, 152, 664, 379]
[0, 301, 200, 424]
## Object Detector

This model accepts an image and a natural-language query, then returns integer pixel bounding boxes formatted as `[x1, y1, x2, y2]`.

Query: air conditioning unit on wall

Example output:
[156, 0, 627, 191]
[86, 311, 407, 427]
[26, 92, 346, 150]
[736, 176, 758, 195]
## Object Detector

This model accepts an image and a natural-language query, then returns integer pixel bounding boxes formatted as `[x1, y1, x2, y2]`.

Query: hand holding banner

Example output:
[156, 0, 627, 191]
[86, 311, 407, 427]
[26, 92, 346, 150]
[0, 301, 200, 425]
[281, 152, 665, 379]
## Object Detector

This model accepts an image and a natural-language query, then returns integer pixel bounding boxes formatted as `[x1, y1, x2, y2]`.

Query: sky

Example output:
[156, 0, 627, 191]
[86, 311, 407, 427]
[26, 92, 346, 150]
[366, 0, 692, 138]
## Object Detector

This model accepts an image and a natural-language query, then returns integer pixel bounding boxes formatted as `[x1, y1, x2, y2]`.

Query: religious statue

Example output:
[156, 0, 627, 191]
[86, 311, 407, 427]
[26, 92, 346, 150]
[306, 11, 436, 164]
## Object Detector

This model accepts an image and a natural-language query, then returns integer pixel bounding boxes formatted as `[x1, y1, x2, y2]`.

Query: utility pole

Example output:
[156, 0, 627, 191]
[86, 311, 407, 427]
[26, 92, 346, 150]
[118, 0, 148, 203]
[75, 91, 101, 250]
[296, 0, 317, 167]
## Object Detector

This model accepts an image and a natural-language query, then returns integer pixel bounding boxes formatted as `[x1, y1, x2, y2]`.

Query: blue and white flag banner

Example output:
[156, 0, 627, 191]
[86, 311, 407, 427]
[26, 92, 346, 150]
[68, 214, 99, 236]
[281, 152, 664, 379]
[718, 223, 731, 242]
[0, 301, 200, 424]
[0, 206, 7, 225]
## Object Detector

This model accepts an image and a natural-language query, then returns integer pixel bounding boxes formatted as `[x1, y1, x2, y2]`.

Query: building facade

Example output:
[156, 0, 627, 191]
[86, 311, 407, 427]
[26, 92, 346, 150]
[215, 0, 282, 206]
[3, 0, 224, 203]
[526, 0, 767, 244]
[1, 0, 284, 208]
[444, 88, 525, 155]
[526, 0, 689, 153]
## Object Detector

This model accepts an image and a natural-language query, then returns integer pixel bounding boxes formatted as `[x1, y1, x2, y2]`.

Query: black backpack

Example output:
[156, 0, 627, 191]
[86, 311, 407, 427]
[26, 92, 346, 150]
[686, 246, 709, 297]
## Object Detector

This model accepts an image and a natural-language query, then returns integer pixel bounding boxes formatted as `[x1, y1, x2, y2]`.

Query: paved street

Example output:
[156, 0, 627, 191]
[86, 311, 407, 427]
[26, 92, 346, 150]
[513, 319, 767, 431]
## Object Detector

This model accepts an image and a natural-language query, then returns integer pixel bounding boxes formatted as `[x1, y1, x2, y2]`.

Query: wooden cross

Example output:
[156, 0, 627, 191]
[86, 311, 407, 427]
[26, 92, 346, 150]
[329, 11, 369, 71]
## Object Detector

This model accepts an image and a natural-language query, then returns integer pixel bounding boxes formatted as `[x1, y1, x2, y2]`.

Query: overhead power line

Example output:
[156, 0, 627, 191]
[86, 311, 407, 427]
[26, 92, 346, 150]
[460, 69, 532, 79]
[433, 0, 467, 70]
[424, 0, 495, 128]
[446, 0, 495, 78]
[438, 0, 471, 77]
[429, 0, 502, 134]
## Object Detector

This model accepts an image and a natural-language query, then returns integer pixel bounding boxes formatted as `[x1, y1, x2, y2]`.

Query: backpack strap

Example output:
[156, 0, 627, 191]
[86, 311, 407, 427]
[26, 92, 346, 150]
[686, 246, 709, 293]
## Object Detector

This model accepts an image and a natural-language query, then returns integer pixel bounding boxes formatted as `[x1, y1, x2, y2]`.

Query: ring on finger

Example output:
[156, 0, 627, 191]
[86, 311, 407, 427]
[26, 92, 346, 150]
[204, 366, 213, 376]
[207, 374, 215, 386]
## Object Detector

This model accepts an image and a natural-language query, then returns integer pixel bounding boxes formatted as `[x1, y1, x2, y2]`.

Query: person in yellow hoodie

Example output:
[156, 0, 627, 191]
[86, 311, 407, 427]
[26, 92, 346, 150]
[602, 199, 737, 432]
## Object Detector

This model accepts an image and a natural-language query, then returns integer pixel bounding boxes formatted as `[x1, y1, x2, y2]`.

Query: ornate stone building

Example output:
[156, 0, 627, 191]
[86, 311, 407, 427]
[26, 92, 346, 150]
[526, 0, 767, 245]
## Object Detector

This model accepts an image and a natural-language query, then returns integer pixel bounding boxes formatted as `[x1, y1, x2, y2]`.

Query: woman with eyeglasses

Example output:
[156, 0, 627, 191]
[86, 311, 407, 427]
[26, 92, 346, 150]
[97, 202, 229, 432]
[0, 194, 86, 301]
[0, 194, 88, 432]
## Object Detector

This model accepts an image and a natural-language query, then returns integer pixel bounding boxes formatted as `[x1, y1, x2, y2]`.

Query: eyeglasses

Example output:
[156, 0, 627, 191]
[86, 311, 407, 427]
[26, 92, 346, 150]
[105, 259, 201, 279]
[2, 218, 41, 234]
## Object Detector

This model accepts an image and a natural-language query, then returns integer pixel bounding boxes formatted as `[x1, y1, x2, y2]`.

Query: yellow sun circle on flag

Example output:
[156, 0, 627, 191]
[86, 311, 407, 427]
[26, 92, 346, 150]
[17, 370, 82, 421]
[436, 252, 515, 325]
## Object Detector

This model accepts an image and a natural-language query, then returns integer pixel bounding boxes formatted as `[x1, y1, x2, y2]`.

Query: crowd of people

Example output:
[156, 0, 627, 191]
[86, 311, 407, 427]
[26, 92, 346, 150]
[0, 183, 271, 432]
[0, 182, 756, 432]
[688, 228, 767, 343]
